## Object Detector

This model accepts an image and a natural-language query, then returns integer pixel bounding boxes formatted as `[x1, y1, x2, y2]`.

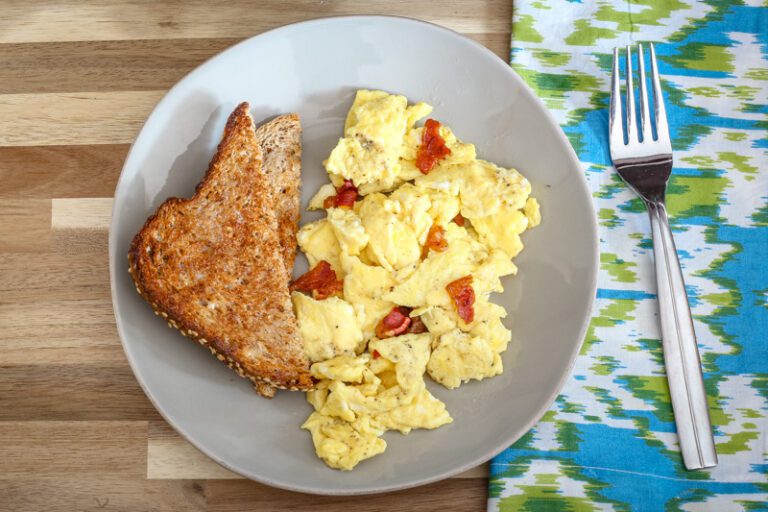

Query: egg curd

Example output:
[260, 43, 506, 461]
[294, 90, 541, 470]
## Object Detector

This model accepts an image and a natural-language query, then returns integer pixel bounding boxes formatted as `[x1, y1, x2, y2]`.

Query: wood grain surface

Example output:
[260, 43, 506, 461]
[0, 2, 511, 510]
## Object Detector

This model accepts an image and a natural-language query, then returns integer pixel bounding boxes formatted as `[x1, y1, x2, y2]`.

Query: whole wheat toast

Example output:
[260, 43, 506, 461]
[250, 114, 303, 398]
[128, 103, 313, 392]
[256, 114, 302, 272]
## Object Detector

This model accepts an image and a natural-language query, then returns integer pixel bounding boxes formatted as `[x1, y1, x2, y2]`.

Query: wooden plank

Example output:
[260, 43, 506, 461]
[0, 479, 207, 512]
[0, 0, 512, 44]
[51, 198, 112, 230]
[0, 144, 126, 199]
[0, 309, 120, 365]
[0, 421, 148, 478]
[0, 365, 158, 421]
[206, 477, 487, 512]
[147, 419, 488, 480]
[0, 254, 121, 366]
[0, 199, 50, 252]
[0, 252, 110, 297]
[147, 438, 239, 480]
[141, 480, 209, 512]
[51, 198, 112, 253]
[51, 225, 108, 254]
[0, 38, 239, 94]
[0, 297, 114, 337]
[0, 323, 124, 365]
[0, 91, 163, 147]
[147, 420, 241, 480]
[0, 33, 509, 96]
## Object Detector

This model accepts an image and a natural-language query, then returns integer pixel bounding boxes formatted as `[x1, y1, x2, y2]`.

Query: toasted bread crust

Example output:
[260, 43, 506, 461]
[254, 381, 277, 398]
[128, 103, 312, 392]
[255, 114, 302, 273]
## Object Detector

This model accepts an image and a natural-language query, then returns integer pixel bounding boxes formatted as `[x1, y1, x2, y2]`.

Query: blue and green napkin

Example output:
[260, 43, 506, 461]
[489, 1, 767, 510]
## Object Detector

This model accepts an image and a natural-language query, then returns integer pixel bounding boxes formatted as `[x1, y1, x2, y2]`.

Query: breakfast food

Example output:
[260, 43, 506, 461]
[128, 103, 312, 393]
[253, 113, 303, 398]
[127, 92, 540, 470]
[256, 113, 302, 272]
[293, 90, 541, 470]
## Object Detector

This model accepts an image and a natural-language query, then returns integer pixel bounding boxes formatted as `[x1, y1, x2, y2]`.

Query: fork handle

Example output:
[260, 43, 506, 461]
[648, 201, 717, 470]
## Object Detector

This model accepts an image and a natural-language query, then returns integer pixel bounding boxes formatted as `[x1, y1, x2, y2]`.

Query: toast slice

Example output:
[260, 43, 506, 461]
[128, 103, 313, 392]
[251, 114, 303, 399]
[256, 114, 302, 272]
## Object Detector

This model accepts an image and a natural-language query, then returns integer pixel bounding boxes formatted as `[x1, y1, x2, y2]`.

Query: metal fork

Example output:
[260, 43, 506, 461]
[609, 44, 717, 470]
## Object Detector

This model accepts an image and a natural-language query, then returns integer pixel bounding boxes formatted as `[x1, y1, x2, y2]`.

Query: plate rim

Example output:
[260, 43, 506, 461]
[109, 14, 599, 495]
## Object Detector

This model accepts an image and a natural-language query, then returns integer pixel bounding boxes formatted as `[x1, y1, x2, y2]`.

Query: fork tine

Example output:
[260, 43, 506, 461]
[650, 43, 670, 145]
[625, 45, 637, 143]
[637, 44, 653, 142]
[610, 47, 624, 147]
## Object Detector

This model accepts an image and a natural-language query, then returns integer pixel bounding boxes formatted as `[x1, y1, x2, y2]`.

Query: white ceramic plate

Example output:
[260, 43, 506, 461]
[110, 16, 598, 495]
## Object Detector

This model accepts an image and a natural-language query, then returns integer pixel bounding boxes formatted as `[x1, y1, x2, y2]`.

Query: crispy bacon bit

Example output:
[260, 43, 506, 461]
[446, 275, 475, 323]
[372, 349, 381, 359]
[323, 179, 358, 209]
[423, 224, 448, 257]
[406, 315, 428, 334]
[416, 119, 452, 174]
[453, 213, 466, 227]
[375, 306, 412, 339]
[289, 261, 343, 300]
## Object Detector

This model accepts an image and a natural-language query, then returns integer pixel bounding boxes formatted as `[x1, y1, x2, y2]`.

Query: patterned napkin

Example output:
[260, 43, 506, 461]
[489, 1, 767, 510]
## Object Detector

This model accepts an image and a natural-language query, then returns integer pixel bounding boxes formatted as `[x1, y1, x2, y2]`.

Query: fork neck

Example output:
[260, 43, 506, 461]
[616, 158, 671, 205]
[643, 191, 666, 206]
[625, 175, 667, 205]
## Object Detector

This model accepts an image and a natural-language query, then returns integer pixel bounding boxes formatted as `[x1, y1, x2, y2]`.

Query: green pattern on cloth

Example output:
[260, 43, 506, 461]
[489, 1, 768, 510]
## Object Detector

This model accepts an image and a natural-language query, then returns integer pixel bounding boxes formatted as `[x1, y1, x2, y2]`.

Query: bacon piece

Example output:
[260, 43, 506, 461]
[289, 261, 343, 300]
[424, 224, 448, 255]
[323, 179, 358, 209]
[375, 307, 412, 339]
[406, 315, 428, 334]
[446, 275, 475, 323]
[416, 119, 452, 174]
[453, 213, 465, 227]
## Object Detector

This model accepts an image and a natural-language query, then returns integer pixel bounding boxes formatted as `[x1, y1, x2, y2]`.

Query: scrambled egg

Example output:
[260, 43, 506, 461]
[292, 292, 362, 363]
[302, 334, 451, 470]
[340, 253, 396, 340]
[427, 329, 502, 389]
[296, 219, 343, 276]
[294, 89, 541, 470]
[383, 223, 488, 309]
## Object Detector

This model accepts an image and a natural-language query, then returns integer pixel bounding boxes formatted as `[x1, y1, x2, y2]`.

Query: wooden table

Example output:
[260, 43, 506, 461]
[0, 2, 511, 510]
